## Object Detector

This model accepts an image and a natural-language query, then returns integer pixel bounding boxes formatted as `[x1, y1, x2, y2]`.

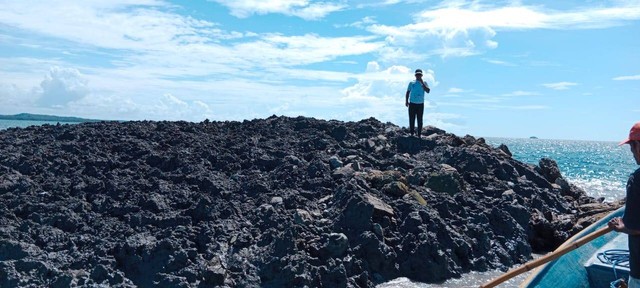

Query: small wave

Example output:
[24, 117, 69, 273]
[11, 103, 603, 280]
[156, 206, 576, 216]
[377, 269, 532, 288]
[566, 176, 626, 202]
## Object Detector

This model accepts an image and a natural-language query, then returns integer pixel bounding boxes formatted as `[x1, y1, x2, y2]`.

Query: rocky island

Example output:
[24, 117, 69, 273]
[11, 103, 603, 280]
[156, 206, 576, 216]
[0, 113, 101, 123]
[0, 116, 622, 287]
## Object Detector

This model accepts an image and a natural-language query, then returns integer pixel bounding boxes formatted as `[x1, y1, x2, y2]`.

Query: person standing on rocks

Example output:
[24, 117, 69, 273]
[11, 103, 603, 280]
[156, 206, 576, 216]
[405, 69, 430, 137]
[609, 121, 640, 288]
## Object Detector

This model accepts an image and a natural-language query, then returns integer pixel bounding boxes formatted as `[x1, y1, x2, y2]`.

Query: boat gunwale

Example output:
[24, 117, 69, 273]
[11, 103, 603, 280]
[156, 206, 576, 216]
[520, 206, 626, 287]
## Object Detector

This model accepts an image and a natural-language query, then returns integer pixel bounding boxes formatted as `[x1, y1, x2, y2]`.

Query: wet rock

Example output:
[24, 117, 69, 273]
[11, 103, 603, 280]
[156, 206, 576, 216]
[537, 158, 563, 183]
[498, 144, 512, 157]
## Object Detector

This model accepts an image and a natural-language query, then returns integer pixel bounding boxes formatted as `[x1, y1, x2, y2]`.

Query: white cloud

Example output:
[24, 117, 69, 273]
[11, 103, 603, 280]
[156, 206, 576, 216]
[485, 40, 498, 49]
[336, 16, 378, 29]
[543, 82, 578, 90]
[439, 100, 549, 111]
[502, 90, 539, 96]
[367, 2, 640, 57]
[341, 64, 413, 101]
[149, 94, 214, 120]
[0, 0, 386, 76]
[36, 67, 90, 107]
[512, 105, 547, 110]
[62, 86, 219, 121]
[484, 58, 516, 66]
[338, 62, 446, 126]
[448, 87, 466, 93]
[355, 0, 430, 8]
[425, 112, 466, 132]
[235, 34, 384, 67]
[0, 1, 215, 51]
[375, 46, 425, 63]
[613, 74, 640, 80]
[0, 84, 32, 112]
[210, 0, 346, 20]
[412, 4, 640, 31]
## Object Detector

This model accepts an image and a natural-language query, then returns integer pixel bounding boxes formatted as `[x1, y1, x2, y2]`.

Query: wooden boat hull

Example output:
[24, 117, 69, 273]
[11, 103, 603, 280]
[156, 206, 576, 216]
[521, 207, 627, 288]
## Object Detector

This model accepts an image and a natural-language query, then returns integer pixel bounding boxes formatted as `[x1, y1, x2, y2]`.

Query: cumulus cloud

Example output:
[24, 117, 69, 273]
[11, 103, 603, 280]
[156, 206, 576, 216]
[341, 63, 411, 102]
[543, 82, 578, 90]
[149, 94, 214, 120]
[210, 0, 346, 20]
[338, 62, 446, 126]
[36, 67, 90, 107]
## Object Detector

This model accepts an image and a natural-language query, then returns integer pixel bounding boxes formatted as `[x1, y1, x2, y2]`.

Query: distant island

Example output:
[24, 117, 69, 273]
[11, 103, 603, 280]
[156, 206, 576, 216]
[530, 136, 539, 139]
[0, 113, 101, 123]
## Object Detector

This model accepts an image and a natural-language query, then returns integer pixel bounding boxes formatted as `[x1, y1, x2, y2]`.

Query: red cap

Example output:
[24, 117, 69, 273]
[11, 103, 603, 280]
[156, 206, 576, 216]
[620, 122, 640, 145]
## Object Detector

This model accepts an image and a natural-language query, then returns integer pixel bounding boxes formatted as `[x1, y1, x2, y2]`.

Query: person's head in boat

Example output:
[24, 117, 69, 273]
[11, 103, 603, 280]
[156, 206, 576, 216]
[620, 122, 640, 164]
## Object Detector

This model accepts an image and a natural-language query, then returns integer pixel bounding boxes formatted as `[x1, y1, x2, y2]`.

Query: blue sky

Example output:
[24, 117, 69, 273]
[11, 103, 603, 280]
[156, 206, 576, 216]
[0, 0, 639, 141]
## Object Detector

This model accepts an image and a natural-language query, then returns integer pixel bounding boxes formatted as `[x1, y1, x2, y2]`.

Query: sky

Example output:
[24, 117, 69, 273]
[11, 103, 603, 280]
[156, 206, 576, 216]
[0, 0, 639, 141]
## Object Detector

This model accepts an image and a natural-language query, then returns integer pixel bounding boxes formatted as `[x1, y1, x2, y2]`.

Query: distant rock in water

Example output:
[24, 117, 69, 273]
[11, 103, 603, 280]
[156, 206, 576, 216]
[0, 116, 622, 287]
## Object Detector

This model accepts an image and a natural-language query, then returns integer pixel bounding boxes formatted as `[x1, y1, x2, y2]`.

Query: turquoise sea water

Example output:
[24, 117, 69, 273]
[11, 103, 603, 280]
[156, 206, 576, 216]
[485, 137, 636, 202]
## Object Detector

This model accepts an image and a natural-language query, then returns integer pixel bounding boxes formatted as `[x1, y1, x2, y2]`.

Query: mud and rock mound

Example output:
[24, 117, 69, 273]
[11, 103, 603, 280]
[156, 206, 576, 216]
[0, 116, 622, 287]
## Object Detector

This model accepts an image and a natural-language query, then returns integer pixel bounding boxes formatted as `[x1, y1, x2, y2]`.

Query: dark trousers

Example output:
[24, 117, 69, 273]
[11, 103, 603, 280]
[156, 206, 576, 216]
[408, 103, 424, 136]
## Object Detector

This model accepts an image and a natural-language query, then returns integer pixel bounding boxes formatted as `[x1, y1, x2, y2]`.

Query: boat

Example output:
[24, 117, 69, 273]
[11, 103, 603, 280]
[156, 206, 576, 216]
[521, 206, 628, 288]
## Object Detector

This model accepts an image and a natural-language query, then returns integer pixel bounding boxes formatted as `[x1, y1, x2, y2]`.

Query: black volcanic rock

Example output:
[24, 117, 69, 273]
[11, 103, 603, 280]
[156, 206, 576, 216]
[0, 116, 622, 287]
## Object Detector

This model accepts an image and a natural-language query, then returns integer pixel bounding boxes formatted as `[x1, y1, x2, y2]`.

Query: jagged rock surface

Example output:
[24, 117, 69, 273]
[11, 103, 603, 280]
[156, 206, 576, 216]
[0, 116, 622, 287]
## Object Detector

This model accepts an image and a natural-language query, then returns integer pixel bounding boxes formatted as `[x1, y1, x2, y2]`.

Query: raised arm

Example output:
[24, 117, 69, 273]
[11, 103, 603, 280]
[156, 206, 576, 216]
[419, 79, 430, 93]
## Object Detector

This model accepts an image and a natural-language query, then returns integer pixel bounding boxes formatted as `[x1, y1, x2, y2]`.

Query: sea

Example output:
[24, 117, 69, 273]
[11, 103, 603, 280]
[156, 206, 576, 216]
[1, 120, 636, 287]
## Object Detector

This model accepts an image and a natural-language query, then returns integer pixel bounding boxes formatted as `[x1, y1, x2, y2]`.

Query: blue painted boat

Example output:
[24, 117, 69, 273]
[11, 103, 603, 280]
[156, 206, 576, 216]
[521, 206, 628, 288]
